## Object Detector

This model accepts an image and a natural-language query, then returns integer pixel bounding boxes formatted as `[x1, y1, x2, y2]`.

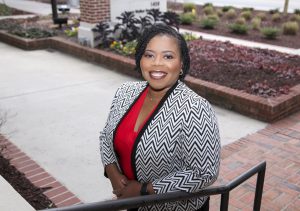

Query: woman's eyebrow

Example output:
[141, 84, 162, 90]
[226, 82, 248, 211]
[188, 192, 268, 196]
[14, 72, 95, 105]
[145, 49, 175, 54]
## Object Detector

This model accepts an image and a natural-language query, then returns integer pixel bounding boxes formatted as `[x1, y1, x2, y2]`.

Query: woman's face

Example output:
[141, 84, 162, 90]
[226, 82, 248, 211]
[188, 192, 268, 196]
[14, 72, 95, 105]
[140, 34, 182, 92]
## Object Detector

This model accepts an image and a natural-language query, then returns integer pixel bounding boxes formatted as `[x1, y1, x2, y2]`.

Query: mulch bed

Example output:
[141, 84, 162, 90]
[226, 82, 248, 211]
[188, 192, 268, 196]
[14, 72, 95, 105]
[168, 2, 300, 49]
[188, 39, 300, 98]
[0, 137, 56, 210]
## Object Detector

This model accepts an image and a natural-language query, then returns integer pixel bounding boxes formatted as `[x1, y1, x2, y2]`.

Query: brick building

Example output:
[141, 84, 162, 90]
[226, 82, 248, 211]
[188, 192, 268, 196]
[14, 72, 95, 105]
[78, 0, 110, 47]
[78, 0, 166, 47]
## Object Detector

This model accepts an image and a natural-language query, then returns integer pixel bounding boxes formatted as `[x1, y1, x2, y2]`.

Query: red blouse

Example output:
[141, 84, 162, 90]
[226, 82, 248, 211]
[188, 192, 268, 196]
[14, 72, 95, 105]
[114, 87, 156, 180]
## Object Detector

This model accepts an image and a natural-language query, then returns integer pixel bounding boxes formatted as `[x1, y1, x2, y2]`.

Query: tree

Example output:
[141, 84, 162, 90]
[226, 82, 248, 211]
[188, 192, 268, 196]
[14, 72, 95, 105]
[283, 0, 289, 15]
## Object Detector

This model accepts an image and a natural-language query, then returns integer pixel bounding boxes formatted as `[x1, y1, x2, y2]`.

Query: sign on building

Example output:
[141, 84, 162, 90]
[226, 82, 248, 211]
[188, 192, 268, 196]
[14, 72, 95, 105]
[110, 0, 167, 22]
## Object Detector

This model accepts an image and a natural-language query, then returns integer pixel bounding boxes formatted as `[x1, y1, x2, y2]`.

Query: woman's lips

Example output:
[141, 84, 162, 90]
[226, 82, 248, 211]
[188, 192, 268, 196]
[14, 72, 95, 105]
[149, 71, 167, 80]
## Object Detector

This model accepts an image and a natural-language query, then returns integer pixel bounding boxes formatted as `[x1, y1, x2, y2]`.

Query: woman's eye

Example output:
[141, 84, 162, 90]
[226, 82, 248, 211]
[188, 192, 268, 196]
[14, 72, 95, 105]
[164, 55, 174, 59]
[144, 53, 153, 58]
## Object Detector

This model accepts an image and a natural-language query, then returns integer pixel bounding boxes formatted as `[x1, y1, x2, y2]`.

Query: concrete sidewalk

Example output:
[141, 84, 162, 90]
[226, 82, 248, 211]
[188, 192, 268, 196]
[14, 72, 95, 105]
[4, 0, 80, 16]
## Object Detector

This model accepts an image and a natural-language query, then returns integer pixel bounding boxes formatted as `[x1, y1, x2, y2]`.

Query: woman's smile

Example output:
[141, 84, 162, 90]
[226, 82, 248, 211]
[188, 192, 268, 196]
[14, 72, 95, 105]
[149, 71, 167, 80]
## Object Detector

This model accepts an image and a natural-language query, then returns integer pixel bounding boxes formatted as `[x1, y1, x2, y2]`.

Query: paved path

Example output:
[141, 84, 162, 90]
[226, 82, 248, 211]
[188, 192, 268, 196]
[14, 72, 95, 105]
[4, 0, 80, 16]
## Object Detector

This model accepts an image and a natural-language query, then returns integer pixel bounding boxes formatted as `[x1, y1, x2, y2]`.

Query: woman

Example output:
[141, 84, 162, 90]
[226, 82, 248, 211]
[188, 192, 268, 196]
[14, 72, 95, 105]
[100, 24, 221, 211]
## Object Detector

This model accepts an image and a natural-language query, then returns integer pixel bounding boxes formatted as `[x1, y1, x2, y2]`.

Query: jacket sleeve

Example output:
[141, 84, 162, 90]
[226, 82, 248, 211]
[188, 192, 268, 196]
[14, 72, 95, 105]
[152, 99, 221, 194]
[99, 88, 120, 169]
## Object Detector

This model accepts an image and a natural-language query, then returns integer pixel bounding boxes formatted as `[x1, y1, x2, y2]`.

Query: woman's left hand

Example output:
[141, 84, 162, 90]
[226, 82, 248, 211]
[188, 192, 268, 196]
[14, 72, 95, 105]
[118, 180, 142, 199]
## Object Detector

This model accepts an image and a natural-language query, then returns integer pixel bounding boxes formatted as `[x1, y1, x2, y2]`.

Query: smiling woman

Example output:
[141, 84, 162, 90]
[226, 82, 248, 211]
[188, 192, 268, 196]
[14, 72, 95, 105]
[99, 24, 221, 211]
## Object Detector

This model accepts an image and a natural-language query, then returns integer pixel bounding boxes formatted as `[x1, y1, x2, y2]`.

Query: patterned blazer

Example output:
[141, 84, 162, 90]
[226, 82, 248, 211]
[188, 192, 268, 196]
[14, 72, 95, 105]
[100, 80, 221, 211]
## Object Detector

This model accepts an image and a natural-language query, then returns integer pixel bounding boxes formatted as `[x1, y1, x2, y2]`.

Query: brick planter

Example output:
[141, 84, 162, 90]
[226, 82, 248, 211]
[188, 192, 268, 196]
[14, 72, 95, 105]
[184, 75, 300, 122]
[1, 31, 299, 122]
[0, 30, 50, 50]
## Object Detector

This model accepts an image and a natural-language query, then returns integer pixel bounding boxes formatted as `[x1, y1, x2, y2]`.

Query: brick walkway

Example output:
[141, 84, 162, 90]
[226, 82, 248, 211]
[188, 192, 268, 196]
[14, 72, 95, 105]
[1, 111, 300, 210]
[210, 111, 300, 211]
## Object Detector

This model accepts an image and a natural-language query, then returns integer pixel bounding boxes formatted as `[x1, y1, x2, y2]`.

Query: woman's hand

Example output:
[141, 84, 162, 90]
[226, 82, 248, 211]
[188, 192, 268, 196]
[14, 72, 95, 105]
[118, 180, 142, 199]
[110, 174, 128, 197]
[105, 163, 128, 197]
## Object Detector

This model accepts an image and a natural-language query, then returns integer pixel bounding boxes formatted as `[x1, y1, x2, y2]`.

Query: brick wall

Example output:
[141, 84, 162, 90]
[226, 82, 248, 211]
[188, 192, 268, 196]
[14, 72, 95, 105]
[80, 0, 110, 23]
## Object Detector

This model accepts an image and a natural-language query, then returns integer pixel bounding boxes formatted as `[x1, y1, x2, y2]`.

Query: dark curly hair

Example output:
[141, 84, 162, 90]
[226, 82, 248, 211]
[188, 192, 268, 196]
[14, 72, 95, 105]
[135, 24, 190, 80]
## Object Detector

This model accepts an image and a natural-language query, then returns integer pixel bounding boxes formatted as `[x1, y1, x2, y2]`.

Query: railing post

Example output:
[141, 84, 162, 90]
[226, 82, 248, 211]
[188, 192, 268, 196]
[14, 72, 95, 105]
[220, 192, 229, 211]
[51, 0, 58, 19]
[253, 162, 266, 211]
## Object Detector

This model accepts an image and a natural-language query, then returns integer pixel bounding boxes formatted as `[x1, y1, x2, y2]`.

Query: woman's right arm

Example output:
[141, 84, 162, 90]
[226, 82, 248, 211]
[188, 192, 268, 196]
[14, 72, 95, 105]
[99, 88, 128, 195]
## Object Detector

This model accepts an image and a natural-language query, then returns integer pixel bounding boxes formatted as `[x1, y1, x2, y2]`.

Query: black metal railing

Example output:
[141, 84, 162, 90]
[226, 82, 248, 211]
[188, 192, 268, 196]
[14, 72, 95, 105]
[41, 161, 266, 211]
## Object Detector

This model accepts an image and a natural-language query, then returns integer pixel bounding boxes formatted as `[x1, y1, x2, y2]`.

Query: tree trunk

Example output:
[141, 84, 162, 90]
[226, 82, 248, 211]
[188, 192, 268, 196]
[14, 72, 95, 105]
[283, 0, 289, 15]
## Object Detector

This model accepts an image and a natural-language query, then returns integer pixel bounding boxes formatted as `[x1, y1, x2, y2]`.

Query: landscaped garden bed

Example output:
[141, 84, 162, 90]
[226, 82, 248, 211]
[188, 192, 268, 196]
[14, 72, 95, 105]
[168, 2, 300, 49]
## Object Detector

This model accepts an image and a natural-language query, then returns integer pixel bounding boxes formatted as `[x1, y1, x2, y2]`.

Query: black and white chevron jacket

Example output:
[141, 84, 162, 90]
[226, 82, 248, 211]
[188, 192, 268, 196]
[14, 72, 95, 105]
[100, 80, 221, 211]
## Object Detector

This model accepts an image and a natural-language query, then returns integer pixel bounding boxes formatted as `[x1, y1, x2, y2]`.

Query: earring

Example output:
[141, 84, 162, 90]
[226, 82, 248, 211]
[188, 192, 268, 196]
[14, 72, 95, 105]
[179, 69, 183, 75]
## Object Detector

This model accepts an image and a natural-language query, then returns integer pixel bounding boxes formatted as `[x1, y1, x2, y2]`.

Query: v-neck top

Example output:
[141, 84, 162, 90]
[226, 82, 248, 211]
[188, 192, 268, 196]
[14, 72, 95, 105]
[114, 86, 156, 180]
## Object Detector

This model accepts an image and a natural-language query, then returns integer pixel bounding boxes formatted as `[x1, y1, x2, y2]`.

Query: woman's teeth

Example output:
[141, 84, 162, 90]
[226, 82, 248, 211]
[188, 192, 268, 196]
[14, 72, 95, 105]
[150, 71, 166, 79]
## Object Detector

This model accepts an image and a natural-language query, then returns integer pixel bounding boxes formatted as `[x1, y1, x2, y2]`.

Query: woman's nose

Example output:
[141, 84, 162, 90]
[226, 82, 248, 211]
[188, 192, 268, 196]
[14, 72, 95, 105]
[153, 56, 163, 66]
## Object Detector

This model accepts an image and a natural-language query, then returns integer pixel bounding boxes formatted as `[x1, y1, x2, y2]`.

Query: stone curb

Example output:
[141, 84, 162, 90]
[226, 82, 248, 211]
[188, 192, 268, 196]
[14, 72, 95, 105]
[0, 31, 299, 122]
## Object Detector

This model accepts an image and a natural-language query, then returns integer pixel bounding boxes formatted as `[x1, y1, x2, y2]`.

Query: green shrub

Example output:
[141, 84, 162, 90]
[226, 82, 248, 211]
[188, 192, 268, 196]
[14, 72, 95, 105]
[229, 23, 249, 34]
[271, 13, 281, 22]
[282, 21, 299, 35]
[203, 3, 213, 8]
[208, 14, 219, 20]
[200, 16, 218, 29]
[240, 10, 252, 20]
[295, 9, 300, 15]
[290, 14, 300, 22]
[242, 7, 254, 12]
[225, 8, 237, 19]
[203, 5, 214, 15]
[256, 12, 267, 21]
[261, 27, 280, 39]
[181, 32, 199, 41]
[269, 8, 279, 14]
[216, 9, 223, 17]
[0, 4, 12, 16]
[180, 12, 196, 25]
[251, 17, 261, 30]
[183, 3, 196, 13]
[9, 26, 55, 39]
[0, 19, 18, 30]
[222, 6, 233, 12]
[236, 17, 246, 25]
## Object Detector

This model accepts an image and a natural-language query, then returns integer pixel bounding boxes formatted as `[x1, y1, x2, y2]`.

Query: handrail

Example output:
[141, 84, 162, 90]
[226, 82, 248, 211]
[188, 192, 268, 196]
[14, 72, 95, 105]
[41, 161, 266, 211]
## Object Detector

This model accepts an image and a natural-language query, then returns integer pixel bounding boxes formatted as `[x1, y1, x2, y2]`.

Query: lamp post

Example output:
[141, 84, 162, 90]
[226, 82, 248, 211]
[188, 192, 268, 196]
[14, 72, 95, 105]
[50, 0, 68, 28]
[283, 0, 289, 15]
